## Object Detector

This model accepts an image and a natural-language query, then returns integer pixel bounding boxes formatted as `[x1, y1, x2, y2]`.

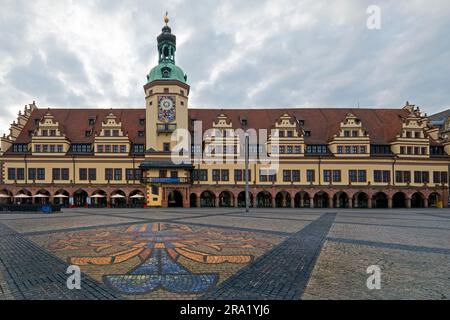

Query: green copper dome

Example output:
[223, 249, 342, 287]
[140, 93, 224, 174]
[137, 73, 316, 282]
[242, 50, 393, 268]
[146, 17, 187, 84]
[147, 61, 187, 84]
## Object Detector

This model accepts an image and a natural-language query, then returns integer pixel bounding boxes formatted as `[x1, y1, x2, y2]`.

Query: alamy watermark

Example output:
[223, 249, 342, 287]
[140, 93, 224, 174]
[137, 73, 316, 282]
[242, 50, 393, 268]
[66, 265, 81, 290]
[366, 265, 382, 290]
[367, 5, 382, 30]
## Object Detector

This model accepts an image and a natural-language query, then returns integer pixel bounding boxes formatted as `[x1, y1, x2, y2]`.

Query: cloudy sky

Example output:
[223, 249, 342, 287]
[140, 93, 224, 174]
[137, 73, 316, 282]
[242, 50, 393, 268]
[1, 0, 449, 134]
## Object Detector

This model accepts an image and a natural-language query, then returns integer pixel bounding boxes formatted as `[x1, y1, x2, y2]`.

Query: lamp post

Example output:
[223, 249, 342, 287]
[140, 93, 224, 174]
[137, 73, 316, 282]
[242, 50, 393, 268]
[245, 132, 250, 214]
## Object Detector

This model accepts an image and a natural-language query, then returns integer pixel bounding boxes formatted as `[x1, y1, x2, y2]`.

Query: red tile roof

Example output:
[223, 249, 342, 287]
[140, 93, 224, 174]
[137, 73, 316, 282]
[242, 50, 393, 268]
[12, 107, 414, 146]
[188, 107, 411, 144]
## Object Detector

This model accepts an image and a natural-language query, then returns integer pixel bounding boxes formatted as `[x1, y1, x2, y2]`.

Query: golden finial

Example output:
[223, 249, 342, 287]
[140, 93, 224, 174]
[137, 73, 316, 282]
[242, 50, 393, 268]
[164, 11, 169, 25]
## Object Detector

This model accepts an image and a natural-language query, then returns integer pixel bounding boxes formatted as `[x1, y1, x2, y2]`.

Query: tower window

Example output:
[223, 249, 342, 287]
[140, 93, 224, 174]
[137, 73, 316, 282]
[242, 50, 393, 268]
[163, 143, 171, 152]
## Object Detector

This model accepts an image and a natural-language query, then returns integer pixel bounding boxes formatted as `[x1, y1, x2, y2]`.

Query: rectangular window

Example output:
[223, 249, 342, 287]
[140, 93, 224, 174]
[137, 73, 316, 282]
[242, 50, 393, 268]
[171, 171, 178, 178]
[360, 146, 366, 154]
[57, 145, 63, 153]
[120, 145, 126, 153]
[50, 145, 55, 153]
[287, 146, 293, 154]
[35, 145, 41, 152]
[88, 169, 97, 181]
[352, 146, 358, 154]
[268, 172, 277, 182]
[383, 171, 391, 183]
[283, 170, 292, 182]
[414, 171, 422, 183]
[358, 170, 367, 182]
[422, 171, 429, 184]
[163, 143, 171, 152]
[97, 145, 104, 153]
[133, 144, 145, 153]
[442, 172, 448, 184]
[345, 146, 351, 154]
[295, 146, 301, 154]
[235, 170, 243, 182]
[43, 145, 49, 153]
[221, 170, 229, 182]
[114, 169, 122, 181]
[28, 168, 36, 181]
[337, 146, 343, 154]
[112, 130, 119, 137]
[259, 170, 268, 182]
[396, 171, 411, 183]
[50, 130, 56, 137]
[105, 168, 113, 181]
[323, 170, 331, 183]
[159, 170, 167, 178]
[8, 168, 16, 180]
[374, 170, 382, 183]
[37, 168, 45, 180]
[333, 170, 342, 182]
[104, 130, 111, 137]
[62, 168, 69, 180]
[126, 169, 134, 181]
[212, 169, 220, 182]
[113, 145, 119, 153]
[375, 170, 390, 183]
[307, 170, 315, 183]
[52, 168, 61, 181]
[79, 168, 88, 181]
[17, 168, 25, 180]
[105, 145, 111, 153]
[349, 170, 357, 183]
[292, 170, 300, 182]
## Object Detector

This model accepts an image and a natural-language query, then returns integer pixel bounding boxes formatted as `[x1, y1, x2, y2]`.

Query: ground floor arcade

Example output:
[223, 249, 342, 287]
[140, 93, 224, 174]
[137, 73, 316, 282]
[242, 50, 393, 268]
[163, 185, 448, 209]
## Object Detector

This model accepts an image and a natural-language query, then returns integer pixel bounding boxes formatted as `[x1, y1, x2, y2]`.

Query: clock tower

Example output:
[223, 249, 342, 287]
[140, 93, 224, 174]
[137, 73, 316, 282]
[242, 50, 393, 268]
[144, 14, 190, 152]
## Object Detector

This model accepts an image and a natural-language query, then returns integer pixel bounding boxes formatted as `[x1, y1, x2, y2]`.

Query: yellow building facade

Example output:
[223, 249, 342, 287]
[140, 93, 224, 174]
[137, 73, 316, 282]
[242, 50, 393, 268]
[0, 18, 449, 209]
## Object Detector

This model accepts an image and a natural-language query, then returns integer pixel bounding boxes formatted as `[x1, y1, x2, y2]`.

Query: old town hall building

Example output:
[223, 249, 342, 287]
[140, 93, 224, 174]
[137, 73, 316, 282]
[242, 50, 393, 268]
[1, 17, 449, 209]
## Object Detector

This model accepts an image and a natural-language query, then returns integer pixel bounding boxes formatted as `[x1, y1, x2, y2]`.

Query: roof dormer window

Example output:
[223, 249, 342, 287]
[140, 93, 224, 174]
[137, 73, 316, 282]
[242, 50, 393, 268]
[89, 118, 95, 126]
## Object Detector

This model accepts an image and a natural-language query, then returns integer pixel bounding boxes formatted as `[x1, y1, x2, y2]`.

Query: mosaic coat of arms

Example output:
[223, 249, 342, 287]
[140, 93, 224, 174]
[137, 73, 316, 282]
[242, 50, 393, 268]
[40, 223, 282, 296]
[158, 96, 176, 122]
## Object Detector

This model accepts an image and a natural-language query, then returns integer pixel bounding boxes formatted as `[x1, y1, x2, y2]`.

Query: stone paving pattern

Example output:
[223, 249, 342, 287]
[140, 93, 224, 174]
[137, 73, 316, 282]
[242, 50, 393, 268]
[0, 208, 449, 300]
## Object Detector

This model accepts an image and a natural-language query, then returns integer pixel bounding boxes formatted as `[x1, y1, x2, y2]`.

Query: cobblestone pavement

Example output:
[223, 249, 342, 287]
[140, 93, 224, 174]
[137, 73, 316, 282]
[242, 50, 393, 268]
[0, 208, 449, 300]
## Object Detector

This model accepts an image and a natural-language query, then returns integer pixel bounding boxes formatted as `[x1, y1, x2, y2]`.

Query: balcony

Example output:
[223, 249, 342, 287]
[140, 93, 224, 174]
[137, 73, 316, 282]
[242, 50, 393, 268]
[157, 124, 177, 134]
[141, 177, 191, 184]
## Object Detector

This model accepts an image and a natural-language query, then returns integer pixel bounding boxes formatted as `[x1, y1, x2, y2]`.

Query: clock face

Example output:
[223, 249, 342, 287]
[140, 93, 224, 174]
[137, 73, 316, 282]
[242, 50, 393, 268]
[158, 96, 176, 122]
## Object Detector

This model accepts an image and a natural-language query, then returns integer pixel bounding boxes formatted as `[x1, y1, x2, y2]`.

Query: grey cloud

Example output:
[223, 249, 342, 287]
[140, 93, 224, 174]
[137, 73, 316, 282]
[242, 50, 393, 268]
[0, 0, 449, 134]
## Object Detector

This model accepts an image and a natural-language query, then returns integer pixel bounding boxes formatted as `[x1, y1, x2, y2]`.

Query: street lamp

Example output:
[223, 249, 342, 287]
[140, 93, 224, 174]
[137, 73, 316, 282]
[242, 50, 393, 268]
[245, 132, 250, 214]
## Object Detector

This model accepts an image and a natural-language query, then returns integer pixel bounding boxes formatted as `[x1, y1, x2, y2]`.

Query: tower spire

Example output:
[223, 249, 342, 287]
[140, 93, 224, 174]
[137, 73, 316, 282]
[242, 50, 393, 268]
[164, 11, 169, 26]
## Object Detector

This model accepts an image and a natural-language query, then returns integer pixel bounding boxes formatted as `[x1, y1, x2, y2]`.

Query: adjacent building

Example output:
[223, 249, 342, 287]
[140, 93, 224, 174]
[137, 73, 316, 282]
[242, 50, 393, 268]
[1, 17, 449, 209]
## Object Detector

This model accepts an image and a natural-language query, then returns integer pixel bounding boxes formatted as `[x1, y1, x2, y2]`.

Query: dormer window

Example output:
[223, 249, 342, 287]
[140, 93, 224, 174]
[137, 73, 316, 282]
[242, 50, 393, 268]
[85, 131, 91, 137]
[352, 130, 358, 137]
[105, 130, 111, 137]
[50, 130, 56, 137]
[161, 66, 172, 78]
[89, 118, 95, 126]
[139, 119, 145, 126]
[112, 130, 119, 137]
[42, 130, 48, 137]
[304, 131, 311, 137]
[138, 131, 145, 137]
